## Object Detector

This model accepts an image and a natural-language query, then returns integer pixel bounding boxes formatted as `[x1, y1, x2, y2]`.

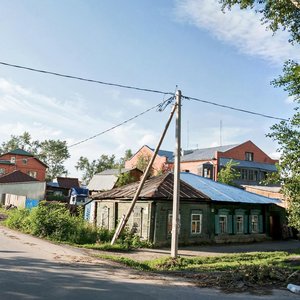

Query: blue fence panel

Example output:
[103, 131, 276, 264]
[25, 199, 39, 210]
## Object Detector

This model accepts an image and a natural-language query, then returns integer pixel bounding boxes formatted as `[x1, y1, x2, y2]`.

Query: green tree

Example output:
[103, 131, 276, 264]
[220, 0, 300, 44]
[136, 153, 152, 173]
[76, 154, 117, 184]
[0, 132, 40, 155]
[38, 140, 70, 181]
[115, 172, 135, 187]
[118, 149, 133, 167]
[217, 160, 240, 186]
[220, 0, 300, 229]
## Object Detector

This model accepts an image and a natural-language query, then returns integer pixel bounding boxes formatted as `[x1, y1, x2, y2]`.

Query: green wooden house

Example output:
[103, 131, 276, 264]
[91, 172, 285, 246]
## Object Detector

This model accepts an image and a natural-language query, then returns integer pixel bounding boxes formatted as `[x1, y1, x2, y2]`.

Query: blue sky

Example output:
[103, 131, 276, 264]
[0, 0, 299, 178]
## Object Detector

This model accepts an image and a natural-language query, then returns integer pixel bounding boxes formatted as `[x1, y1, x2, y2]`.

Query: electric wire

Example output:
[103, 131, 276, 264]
[183, 96, 288, 122]
[0, 60, 289, 121]
[68, 96, 175, 148]
[0, 61, 174, 96]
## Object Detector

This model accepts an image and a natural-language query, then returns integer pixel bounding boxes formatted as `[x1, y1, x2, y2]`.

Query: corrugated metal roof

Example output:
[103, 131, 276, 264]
[219, 158, 277, 171]
[7, 148, 33, 156]
[88, 174, 118, 191]
[92, 173, 208, 200]
[149, 147, 174, 163]
[99, 168, 131, 175]
[181, 144, 238, 162]
[0, 160, 14, 165]
[180, 172, 281, 205]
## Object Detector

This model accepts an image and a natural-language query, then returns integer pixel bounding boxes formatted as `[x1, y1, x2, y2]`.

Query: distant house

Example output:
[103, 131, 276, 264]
[125, 145, 174, 175]
[0, 148, 47, 181]
[46, 177, 80, 202]
[91, 172, 285, 246]
[180, 141, 278, 186]
[0, 170, 46, 208]
[88, 168, 143, 194]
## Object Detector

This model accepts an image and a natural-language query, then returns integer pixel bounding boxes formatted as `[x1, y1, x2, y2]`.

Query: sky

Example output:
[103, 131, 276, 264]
[0, 0, 299, 179]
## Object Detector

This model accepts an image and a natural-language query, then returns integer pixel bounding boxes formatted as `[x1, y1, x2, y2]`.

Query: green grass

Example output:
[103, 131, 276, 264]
[95, 251, 299, 272]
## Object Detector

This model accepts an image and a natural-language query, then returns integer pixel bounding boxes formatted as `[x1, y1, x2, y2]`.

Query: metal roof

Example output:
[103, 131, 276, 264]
[98, 168, 135, 175]
[148, 147, 174, 163]
[181, 144, 238, 162]
[57, 177, 80, 189]
[88, 174, 118, 191]
[180, 172, 281, 205]
[219, 158, 277, 172]
[92, 173, 208, 200]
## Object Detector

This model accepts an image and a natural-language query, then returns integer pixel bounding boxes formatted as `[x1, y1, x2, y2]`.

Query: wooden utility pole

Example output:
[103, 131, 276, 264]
[171, 90, 181, 258]
[111, 99, 177, 245]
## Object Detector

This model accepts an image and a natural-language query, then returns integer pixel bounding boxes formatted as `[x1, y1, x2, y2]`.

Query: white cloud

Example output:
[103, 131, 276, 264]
[175, 0, 300, 64]
[0, 78, 166, 178]
[285, 96, 296, 104]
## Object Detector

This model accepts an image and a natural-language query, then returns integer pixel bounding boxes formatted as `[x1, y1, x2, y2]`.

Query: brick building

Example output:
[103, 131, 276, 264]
[125, 145, 174, 175]
[0, 149, 47, 181]
[180, 141, 278, 186]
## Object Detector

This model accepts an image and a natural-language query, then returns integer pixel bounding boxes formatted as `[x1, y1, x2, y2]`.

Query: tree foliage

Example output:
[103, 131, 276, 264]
[219, 0, 300, 44]
[76, 154, 117, 184]
[217, 159, 240, 186]
[0, 132, 70, 181]
[220, 0, 300, 229]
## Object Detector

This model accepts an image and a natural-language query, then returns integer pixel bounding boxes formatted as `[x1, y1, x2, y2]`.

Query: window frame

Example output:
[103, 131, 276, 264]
[245, 152, 254, 161]
[251, 215, 259, 233]
[219, 215, 228, 234]
[236, 215, 244, 234]
[191, 213, 202, 235]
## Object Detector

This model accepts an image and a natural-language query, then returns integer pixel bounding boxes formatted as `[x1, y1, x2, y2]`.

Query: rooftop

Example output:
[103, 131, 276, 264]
[0, 170, 39, 183]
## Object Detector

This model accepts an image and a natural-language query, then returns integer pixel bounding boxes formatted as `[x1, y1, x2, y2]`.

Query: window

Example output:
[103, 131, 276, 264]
[236, 215, 244, 234]
[22, 159, 28, 165]
[251, 215, 259, 233]
[100, 206, 110, 229]
[245, 152, 254, 161]
[191, 213, 202, 234]
[132, 207, 142, 236]
[167, 212, 181, 236]
[0, 168, 5, 175]
[219, 215, 228, 234]
[10, 157, 16, 163]
[240, 169, 258, 181]
[27, 171, 37, 178]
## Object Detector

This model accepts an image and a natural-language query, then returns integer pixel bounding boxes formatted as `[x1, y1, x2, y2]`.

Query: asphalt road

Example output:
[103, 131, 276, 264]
[0, 226, 298, 300]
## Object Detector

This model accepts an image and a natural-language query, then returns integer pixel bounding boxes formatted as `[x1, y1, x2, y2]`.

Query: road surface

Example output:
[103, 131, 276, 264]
[0, 226, 297, 300]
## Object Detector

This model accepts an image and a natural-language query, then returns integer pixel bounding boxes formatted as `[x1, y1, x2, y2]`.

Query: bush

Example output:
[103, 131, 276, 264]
[3, 201, 152, 249]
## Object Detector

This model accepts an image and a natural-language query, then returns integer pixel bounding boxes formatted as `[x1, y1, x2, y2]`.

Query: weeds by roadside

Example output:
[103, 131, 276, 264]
[2, 201, 151, 250]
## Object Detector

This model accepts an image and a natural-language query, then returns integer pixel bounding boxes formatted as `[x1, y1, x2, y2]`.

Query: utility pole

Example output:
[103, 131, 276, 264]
[111, 99, 177, 245]
[171, 90, 181, 258]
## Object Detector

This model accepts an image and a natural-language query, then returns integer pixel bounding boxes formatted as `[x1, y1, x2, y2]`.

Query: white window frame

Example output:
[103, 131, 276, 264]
[236, 215, 244, 234]
[219, 215, 228, 234]
[191, 213, 202, 234]
[251, 215, 259, 233]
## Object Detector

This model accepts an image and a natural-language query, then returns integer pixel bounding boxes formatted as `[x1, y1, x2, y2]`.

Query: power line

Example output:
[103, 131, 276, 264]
[0, 60, 289, 121]
[68, 96, 175, 148]
[183, 96, 288, 122]
[0, 61, 174, 96]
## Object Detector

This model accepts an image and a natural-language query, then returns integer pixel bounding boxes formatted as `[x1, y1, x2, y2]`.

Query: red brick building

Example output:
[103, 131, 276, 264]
[125, 145, 174, 175]
[180, 140, 278, 185]
[0, 149, 47, 181]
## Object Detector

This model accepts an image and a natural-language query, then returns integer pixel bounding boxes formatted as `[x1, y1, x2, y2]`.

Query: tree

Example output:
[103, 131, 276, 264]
[220, 0, 300, 229]
[220, 0, 300, 44]
[136, 153, 152, 173]
[118, 149, 133, 168]
[76, 154, 117, 184]
[115, 172, 135, 187]
[217, 160, 240, 186]
[38, 140, 70, 181]
[0, 132, 70, 181]
[0, 132, 40, 155]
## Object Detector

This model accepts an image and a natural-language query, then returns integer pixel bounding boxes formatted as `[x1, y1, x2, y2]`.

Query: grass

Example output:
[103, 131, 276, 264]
[95, 251, 298, 271]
